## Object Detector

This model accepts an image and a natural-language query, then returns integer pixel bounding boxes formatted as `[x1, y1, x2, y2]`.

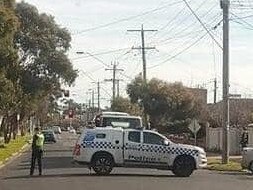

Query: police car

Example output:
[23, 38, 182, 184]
[73, 127, 207, 177]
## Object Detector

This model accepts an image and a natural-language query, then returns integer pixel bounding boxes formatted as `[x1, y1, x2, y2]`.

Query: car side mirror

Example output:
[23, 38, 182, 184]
[164, 140, 169, 146]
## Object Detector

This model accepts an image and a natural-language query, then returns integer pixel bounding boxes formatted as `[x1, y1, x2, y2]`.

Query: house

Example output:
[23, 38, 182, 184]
[208, 98, 253, 128]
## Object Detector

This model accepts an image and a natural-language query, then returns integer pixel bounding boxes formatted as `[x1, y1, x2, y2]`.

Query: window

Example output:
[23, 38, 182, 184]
[96, 133, 106, 139]
[102, 117, 141, 128]
[128, 131, 141, 143]
[143, 132, 164, 145]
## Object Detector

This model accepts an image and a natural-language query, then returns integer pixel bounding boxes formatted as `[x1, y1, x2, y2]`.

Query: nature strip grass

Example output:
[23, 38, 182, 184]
[0, 135, 31, 163]
[207, 157, 243, 172]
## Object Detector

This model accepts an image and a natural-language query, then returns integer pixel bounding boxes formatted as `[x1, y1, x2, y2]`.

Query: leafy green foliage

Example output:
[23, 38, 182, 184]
[127, 76, 204, 132]
[15, 2, 77, 93]
[111, 96, 143, 116]
[0, 1, 19, 114]
[0, 1, 78, 141]
[13, 2, 78, 120]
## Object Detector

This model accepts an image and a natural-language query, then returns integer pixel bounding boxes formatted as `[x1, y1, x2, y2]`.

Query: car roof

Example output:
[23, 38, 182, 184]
[84, 127, 124, 132]
[42, 130, 54, 133]
[101, 115, 141, 119]
[85, 127, 157, 132]
[101, 111, 129, 116]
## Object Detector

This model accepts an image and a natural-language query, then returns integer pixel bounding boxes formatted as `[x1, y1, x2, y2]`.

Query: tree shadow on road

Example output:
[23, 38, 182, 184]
[15, 156, 81, 171]
[4, 172, 176, 180]
[43, 149, 72, 153]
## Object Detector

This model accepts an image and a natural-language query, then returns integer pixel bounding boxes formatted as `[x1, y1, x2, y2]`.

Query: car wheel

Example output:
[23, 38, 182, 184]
[172, 155, 195, 177]
[92, 155, 113, 175]
[249, 161, 253, 173]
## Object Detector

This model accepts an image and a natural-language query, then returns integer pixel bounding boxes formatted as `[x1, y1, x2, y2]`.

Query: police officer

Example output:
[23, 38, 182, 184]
[240, 126, 249, 149]
[30, 127, 44, 176]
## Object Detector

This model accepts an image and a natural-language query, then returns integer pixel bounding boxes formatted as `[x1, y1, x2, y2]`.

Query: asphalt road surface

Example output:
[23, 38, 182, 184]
[0, 132, 253, 190]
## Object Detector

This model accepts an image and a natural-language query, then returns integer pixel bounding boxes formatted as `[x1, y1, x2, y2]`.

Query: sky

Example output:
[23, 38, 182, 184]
[16, 0, 253, 108]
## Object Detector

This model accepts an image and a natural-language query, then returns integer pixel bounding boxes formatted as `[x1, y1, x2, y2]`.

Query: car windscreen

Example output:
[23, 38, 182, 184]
[42, 131, 54, 135]
[102, 117, 141, 128]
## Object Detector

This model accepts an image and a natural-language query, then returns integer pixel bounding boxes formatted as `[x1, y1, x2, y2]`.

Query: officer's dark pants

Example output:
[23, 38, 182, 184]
[30, 149, 43, 175]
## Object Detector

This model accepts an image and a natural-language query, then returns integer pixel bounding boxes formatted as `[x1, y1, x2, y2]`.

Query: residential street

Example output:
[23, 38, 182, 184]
[0, 132, 252, 190]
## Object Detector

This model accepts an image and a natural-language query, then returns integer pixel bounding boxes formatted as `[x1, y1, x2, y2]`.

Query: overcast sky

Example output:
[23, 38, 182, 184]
[16, 0, 253, 108]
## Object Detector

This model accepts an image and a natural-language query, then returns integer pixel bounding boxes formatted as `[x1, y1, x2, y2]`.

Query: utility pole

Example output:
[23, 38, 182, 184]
[105, 62, 123, 102]
[127, 25, 157, 83]
[115, 79, 123, 97]
[97, 81, 100, 112]
[214, 78, 217, 104]
[117, 80, 120, 97]
[92, 90, 94, 109]
[92, 81, 101, 112]
[128, 25, 157, 129]
[221, 0, 230, 164]
[92, 90, 95, 118]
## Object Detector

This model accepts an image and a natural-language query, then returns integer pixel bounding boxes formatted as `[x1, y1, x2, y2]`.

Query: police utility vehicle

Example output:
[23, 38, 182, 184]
[73, 127, 207, 177]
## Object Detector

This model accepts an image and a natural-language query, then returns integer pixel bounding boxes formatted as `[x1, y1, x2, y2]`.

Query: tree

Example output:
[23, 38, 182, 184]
[13, 2, 78, 131]
[208, 99, 253, 128]
[127, 76, 204, 133]
[0, 0, 21, 142]
[1, 1, 78, 142]
[111, 96, 143, 116]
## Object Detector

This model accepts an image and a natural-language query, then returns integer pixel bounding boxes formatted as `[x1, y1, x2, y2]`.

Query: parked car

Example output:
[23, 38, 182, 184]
[76, 128, 82, 134]
[52, 126, 61, 134]
[241, 147, 253, 173]
[61, 127, 68, 131]
[69, 128, 76, 134]
[42, 130, 57, 143]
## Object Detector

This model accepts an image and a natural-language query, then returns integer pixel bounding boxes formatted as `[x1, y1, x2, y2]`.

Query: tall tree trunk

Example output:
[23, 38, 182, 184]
[12, 114, 18, 140]
[2, 117, 8, 143]
[20, 112, 26, 136]
[6, 123, 12, 143]
[0, 116, 5, 136]
[4, 116, 10, 143]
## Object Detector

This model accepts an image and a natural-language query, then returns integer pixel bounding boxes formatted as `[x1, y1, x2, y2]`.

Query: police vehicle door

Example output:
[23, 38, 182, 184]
[124, 130, 143, 165]
[141, 131, 169, 166]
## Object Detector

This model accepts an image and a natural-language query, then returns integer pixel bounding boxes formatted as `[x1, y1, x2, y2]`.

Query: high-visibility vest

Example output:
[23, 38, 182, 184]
[36, 133, 44, 148]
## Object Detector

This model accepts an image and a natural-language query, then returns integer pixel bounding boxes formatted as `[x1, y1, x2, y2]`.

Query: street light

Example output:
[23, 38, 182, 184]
[76, 51, 109, 67]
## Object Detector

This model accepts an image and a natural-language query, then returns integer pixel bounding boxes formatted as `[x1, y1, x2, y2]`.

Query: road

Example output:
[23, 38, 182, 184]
[0, 132, 253, 190]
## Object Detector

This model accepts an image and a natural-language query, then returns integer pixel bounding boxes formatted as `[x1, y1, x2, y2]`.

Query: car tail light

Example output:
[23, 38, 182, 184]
[73, 143, 81, 156]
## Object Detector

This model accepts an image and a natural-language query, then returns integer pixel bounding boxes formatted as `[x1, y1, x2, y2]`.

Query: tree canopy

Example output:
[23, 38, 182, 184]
[0, 1, 78, 142]
[127, 76, 205, 132]
[111, 96, 143, 116]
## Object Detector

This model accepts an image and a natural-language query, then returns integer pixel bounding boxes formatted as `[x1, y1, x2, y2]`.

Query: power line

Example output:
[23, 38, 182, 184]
[128, 25, 157, 82]
[231, 14, 253, 19]
[232, 20, 253, 29]
[82, 52, 110, 67]
[105, 62, 124, 101]
[79, 70, 112, 98]
[148, 32, 208, 69]
[148, 5, 187, 41]
[182, 0, 223, 49]
[230, 12, 253, 29]
[152, 2, 221, 47]
[146, 17, 222, 70]
[155, 0, 209, 41]
[74, 1, 184, 35]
